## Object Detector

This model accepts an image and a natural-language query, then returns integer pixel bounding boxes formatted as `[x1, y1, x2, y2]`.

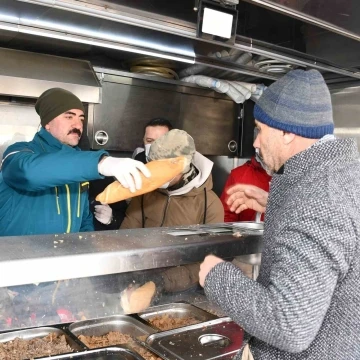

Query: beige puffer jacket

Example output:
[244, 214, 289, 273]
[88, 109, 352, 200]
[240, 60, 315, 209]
[121, 152, 224, 229]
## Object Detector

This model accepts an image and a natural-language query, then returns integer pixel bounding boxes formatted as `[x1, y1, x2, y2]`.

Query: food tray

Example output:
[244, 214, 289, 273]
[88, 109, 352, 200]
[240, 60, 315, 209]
[138, 302, 217, 330]
[68, 315, 159, 360]
[0, 326, 83, 358]
[68, 315, 156, 339]
[46, 347, 144, 359]
[145, 317, 244, 360]
[192, 301, 226, 318]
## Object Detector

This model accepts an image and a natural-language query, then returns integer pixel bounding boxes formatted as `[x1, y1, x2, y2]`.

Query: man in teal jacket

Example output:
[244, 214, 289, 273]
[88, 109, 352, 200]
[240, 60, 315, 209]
[0, 88, 150, 236]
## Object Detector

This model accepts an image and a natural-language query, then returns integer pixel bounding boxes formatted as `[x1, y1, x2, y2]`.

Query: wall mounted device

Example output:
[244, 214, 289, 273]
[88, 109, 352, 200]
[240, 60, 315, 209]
[196, 0, 238, 45]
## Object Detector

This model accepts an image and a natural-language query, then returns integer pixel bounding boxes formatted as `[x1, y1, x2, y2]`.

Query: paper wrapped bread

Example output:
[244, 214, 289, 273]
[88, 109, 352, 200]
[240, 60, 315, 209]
[96, 156, 187, 204]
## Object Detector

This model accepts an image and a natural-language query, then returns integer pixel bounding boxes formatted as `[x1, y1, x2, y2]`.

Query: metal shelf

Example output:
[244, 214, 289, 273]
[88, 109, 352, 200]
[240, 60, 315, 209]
[0, 224, 262, 287]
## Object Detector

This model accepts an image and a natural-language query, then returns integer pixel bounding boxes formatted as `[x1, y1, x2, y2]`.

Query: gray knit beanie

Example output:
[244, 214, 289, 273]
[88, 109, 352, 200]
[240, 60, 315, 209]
[36, 88, 85, 127]
[254, 69, 334, 138]
[148, 129, 196, 172]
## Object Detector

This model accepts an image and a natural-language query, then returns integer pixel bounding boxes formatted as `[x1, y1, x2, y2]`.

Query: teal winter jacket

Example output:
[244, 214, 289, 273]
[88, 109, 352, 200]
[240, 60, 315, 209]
[0, 128, 107, 236]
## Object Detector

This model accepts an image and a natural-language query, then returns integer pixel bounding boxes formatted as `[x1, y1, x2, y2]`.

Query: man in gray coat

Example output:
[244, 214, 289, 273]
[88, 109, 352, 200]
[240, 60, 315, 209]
[199, 69, 360, 359]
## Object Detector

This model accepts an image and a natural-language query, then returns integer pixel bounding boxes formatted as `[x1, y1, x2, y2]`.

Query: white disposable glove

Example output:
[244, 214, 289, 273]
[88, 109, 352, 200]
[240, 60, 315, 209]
[94, 203, 113, 225]
[98, 157, 151, 193]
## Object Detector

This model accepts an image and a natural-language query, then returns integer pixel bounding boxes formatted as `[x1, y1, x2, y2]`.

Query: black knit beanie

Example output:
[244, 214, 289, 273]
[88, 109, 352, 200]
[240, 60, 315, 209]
[35, 88, 85, 127]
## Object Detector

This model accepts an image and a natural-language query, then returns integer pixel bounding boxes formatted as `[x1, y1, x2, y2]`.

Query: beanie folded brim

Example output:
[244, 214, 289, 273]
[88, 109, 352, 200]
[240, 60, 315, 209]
[254, 104, 334, 139]
[35, 88, 85, 127]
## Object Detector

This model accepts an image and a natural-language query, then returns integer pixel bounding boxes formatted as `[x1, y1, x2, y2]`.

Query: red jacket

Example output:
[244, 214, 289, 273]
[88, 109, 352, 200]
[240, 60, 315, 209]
[220, 156, 271, 222]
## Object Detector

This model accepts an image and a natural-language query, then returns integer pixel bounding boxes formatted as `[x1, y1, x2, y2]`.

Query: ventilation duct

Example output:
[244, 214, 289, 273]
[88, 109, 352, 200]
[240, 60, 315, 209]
[179, 51, 231, 78]
[181, 75, 266, 103]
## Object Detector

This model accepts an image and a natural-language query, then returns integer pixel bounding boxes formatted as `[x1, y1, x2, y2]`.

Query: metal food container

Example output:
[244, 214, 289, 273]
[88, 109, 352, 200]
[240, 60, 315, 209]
[0, 326, 83, 357]
[68, 315, 158, 359]
[145, 317, 244, 360]
[138, 302, 217, 330]
[69, 315, 156, 339]
[191, 301, 226, 318]
[46, 347, 144, 359]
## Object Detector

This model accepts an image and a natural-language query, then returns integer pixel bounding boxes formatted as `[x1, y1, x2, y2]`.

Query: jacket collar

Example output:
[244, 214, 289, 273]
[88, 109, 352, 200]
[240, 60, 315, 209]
[280, 138, 358, 177]
[250, 156, 266, 170]
[276, 165, 285, 174]
[36, 127, 79, 152]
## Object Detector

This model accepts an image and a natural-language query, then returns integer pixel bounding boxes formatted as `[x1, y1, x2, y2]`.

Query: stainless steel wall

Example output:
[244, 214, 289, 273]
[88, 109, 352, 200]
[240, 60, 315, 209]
[208, 156, 247, 196]
[331, 86, 360, 150]
[0, 100, 40, 161]
[89, 70, 239, 157]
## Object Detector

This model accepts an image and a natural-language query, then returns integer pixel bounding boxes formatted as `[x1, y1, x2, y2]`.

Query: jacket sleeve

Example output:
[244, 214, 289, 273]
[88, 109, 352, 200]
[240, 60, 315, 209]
[120, 196, 143, 229]
[2, 144, 107, 192]
[204, 204, 353, 353]
[206, 194, 225, 224]
[220, 171, 240, 222]
[80, 196, 95, 232]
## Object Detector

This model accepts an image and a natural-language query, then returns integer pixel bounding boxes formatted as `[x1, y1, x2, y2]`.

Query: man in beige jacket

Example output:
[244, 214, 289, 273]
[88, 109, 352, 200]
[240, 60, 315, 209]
[121, 129, 224, 229]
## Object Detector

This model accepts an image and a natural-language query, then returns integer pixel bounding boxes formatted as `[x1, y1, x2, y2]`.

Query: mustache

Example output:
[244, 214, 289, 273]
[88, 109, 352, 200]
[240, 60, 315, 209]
[255, 148, 263, 158]
[68, 128, 82, 137]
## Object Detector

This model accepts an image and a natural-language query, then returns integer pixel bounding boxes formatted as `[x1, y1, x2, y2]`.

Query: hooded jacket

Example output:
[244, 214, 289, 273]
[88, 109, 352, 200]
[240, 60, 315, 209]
[0, 127, 106, 236]
[121, 152, 224, 228]
[205, 138, 360, 359]
[220, 156, 271, 222]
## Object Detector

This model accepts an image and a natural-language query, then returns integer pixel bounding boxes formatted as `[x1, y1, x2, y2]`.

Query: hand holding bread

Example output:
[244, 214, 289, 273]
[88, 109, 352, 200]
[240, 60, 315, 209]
[96, 156, 187, 204]
[98, 157, 151, 193]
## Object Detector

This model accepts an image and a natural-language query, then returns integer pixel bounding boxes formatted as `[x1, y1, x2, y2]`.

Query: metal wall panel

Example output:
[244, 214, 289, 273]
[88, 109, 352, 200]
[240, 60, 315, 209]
[91, 82, 181, 150]
[0, 47, 101, 103]
[208, 156, 247, 196]
[179, 94, 237, 156]
[331, 87, 360, 151]
[0, 101, 39, 160]
[91, 74, 239, 156]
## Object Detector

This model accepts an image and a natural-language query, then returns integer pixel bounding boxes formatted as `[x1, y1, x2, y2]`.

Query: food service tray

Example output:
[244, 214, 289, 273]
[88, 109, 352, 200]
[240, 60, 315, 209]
[138, 302, 217, 330]
[47, 347, 144, 359]
[68, 315, 156, 339]
[145, 317, 244, 360]
[0, 326, 83, 358]
[68, 315, 159, 359]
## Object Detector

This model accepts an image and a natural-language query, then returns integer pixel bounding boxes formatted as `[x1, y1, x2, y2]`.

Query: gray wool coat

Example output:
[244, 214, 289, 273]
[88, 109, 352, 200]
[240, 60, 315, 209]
[204, 138, 360, 359]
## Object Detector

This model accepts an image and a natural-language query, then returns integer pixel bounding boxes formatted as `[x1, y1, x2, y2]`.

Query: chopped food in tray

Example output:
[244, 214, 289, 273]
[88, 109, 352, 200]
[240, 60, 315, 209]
[148, 314, 200, 331]
[0, 333, 73, 360]
[78, 332, 161, 360]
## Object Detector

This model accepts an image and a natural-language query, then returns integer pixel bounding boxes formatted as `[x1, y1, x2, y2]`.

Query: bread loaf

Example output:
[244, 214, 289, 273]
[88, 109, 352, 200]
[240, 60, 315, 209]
[120, 281, 156, 314]
[96, 156, 187, 204]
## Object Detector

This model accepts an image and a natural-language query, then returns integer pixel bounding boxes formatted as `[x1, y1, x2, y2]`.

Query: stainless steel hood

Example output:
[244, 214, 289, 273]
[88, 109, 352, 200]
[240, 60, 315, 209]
[243, 0, 360, 43]
[1, 0, 360, 84]
[0, 0, 196, 65]
[0, 47, 101, 102]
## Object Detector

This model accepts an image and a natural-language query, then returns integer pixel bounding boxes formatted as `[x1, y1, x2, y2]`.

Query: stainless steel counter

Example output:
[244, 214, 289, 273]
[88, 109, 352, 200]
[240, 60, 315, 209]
[0, 224, 262, 287]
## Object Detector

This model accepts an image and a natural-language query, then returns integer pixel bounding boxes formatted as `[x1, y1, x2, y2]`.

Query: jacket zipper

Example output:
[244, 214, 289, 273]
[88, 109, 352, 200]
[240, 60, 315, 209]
[55, 187, 60, 215]
[65, 184, 71, 233]
[77, 184, 81, 218]
[160, 196, 170, 227]
[78, 182, 89, 218]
